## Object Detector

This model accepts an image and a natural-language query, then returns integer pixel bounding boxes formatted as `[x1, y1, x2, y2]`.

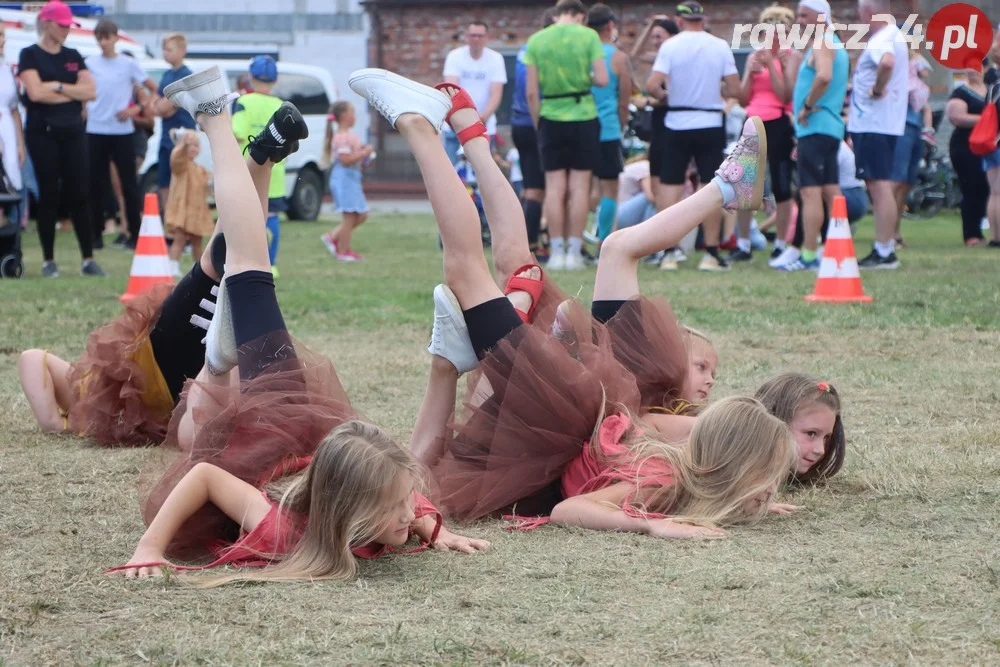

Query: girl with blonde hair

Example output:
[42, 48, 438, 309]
[109, 68, 485, 583]
[350, 68, 796, 537]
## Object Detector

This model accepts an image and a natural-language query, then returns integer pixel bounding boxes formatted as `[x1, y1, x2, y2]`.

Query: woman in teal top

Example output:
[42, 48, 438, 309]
[588, 4, 632, 242]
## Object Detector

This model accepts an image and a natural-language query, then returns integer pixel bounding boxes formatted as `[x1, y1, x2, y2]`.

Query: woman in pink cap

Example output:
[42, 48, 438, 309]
[18, 0, 105, 278]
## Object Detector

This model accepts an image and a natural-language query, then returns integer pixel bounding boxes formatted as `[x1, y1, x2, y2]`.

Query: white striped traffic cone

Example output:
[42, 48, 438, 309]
[805, 196, 873, 303]
[120, 194, 174, 303]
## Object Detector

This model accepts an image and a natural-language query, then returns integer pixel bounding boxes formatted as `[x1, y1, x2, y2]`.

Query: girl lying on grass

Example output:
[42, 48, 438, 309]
[348, 68, 797, 538]
[108, 67, 486, 584]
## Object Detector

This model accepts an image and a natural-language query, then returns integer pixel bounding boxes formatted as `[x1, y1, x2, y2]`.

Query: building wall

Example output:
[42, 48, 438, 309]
[108, 0, 370, 139]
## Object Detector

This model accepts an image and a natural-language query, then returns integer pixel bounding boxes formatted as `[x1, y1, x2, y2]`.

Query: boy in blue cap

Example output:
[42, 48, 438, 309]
[232, 56, 291, 276]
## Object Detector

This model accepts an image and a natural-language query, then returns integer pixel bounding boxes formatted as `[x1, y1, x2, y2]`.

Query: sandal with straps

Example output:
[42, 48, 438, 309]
[504, 264, 545, 323]
[434, 83, 488, 145]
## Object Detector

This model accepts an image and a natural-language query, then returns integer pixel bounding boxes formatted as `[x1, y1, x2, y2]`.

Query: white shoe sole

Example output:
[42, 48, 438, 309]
[348, 68, 450, 132]
[163, 66, 229, 117]
[429, 284, 478, 374]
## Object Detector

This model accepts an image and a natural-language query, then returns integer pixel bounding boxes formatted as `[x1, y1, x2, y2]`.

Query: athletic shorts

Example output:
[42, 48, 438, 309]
[852, 132, 898, 182]
[658, 126, 726, 185]
[512, 123, 545, 190]
[538, 118, 600, 173]
[594, 140, 625, 180]
[796, 133, 841, 188]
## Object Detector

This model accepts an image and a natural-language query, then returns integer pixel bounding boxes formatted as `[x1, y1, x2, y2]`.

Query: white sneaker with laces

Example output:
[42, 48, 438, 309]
[163, 66, 236, 119]
[564, 252, 586, 271]
[428, 284, 478, 375]
[672, 248, 688, 263]
[547, 251, 567, 271]
[769, 246, 800, 269]
[348, 68, 451, 132]
[204, 277, 238, 375]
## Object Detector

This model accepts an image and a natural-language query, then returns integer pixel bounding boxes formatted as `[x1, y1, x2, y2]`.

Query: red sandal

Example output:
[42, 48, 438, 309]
[434, 82, 488, 145]
[504, 263, 545, 323]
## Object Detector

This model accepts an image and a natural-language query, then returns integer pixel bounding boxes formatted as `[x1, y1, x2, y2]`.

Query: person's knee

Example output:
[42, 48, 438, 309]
[600, 228, 634, 263]
[18, 349, 43, 376]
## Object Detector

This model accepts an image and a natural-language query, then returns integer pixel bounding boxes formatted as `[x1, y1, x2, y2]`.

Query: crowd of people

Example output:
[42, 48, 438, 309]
[17, 59, 852, 582]
[439, 0, 1000, 276]
[4, 1, 295, 278]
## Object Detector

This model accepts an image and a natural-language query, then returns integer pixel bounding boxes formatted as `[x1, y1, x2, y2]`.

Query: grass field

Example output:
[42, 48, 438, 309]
[2, 211, 999, 665]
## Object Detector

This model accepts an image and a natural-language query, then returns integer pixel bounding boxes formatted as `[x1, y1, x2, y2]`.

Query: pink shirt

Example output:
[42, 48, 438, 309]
[744, 54, 789, 122]
[332, 130, 362, 167]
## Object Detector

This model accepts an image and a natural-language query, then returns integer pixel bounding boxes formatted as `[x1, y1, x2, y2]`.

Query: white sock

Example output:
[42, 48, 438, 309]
[567, 237, 583, 256]
[551, 237, 566, 256]
[737, 238, 752, 253]
[774, 240, 787, 251]
[874, 241, 894, 258]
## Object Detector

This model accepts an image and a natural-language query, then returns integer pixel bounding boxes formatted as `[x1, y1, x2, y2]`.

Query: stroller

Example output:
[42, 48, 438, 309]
[0, 184, 22, 278]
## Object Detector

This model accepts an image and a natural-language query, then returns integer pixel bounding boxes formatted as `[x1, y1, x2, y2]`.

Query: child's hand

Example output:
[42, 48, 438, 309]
[109, 546, 173, 579]
[768, 503, 803, 516]
[646, 518, 725, 540]
[431, 527, 490, 554]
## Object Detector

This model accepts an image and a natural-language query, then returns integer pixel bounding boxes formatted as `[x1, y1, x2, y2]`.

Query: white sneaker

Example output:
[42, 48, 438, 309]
[659, 255, 678, 271]
[348, 68, 450, 132]
[670, 248, 688, 263]
[547, 251, 567, 271]
[162, 66, 236, 119]
[564, 252, 586, 271]
[428, 284, 478, 375]
[204, 277, 238, 375]
[769, 246, 800, 269]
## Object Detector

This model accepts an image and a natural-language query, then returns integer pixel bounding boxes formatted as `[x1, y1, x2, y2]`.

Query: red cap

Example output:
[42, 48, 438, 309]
[38, 1, 81, 28]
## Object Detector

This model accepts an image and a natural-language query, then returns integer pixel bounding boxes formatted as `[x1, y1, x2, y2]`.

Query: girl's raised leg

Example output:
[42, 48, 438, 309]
[595, 117, 768, 302]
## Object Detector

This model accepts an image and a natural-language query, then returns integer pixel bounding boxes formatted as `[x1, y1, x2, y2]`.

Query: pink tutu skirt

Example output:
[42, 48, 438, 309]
[68, 284, 174, 447]
[141, 333, 354, 560]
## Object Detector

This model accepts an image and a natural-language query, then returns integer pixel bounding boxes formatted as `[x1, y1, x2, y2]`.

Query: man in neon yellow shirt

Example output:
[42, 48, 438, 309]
[232, 56, 286, 276]
[525, 0, 608, 271]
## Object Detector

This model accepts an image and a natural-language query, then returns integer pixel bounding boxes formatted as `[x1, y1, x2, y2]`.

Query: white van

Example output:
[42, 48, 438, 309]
[138, 60, 337, 221]
[1, 6, 150, 60]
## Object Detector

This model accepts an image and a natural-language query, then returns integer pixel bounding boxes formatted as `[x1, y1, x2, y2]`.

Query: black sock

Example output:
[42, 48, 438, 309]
[705, 246, 719, 258]
[523, 199, 542, 246]
[209, 233, 227, 278]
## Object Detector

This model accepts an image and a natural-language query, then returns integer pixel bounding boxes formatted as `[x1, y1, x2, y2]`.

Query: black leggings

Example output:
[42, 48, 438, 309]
[88, 133, 141, 242]
[149, 262, 220, 402]
[463, 297, 524, 360]
[792, 196, 831, 249]
[27, 125, 91, 262]
[592, 300, 627, 324]
[951, 142, 989, 241]
[226, 270, 295, 381]
[763, 115, 795, 204]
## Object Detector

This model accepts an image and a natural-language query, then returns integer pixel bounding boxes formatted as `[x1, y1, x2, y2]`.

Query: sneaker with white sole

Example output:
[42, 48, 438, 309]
[698, 253, 731, 272]
[712, 116, 768, 211]
[163, 66, 236, 120]
[428, 284, 478, 375]
[547, 251, 567, 271]
[777, 257, 820, 272]
[348, 68, 451, 132]
[204, 277, 239, 375]
[246, 101, 308, 165]
[564, 252, 586, 271]
[321, 234, 338, 256]
[769, 246, 800, 269]
[659, 255, 678, 271]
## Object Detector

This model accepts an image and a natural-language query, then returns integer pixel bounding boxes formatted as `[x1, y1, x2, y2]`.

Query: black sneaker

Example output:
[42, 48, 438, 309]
[81, 259, 107, 277]
[769, 246, 784, 261]
[246, 102, 309, 166]
[730, 249, 753, 262]
[124, 238, 137, 250]
[858, 249, 899, 270]
[41, 261, 59, 278]
[93, 237, 105, 250]
[112, 233, 128, 247]
[988, 240, 1000, 248]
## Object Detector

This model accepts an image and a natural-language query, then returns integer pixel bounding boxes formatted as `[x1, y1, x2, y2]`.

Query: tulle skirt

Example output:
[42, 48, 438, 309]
[601, 296, 690, 412]
[141, 333, 354, 560]
[67, 284, 175, 447]
[429, 308, 642, 521]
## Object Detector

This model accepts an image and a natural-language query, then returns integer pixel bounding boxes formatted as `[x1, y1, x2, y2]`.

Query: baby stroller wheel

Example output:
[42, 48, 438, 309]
[0, 254, 23, 278]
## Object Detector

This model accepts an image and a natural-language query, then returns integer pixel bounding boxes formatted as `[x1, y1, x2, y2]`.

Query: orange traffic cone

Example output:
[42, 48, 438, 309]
[805, 195, 873, 303]
[120, 194, 174, 303]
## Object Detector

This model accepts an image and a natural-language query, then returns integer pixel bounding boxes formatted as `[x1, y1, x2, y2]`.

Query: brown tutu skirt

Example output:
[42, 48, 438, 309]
[430, 313, 641, 521]
[602, 296, 690, 412]
[67, 284, 175, 447]
[141, 334, 354, 560]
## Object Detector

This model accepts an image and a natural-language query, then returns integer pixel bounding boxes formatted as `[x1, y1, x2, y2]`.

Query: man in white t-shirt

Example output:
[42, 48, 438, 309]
[442, 21, 507, 165]
[646, 0, 739, 271]
[847, 0, 908, 269]
[85, 19, 157, 248]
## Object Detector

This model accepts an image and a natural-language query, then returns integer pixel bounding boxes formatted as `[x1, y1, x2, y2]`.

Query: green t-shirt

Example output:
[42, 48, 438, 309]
[524, 23, 604, 122]
[232, 92, 286, 199]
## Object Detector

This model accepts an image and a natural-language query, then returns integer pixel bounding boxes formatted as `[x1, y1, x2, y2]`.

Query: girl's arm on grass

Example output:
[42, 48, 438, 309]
[411, 515, 491, 554]
[113, 463, 272, 578]
[550, 483, 725, 539]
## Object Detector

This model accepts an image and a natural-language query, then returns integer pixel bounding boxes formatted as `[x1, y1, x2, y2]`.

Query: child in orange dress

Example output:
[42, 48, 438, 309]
[108, 68, 486, 584]
[165, 129, 214, 276]
[351, 69, 798, 538]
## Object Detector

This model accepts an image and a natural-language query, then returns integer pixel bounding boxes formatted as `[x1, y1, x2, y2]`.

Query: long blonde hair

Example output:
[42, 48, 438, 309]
[189, 420, 421, 588]
[598, 397, 796, 527]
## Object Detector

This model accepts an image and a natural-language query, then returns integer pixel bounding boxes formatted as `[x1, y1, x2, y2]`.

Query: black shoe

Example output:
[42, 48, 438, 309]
[246, 102, 309, 166]
[730, 249, 753, 262]
[112, 233, 128, 247]
[41, 261, 59, 278]
[93, 237, 105, 250]
[769, 247, 784, 261]
[124, 238, 137, 250]
[988, 240, 1000, 248]
[81, 259, 107, 277]
[858, 248, 899, 269]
